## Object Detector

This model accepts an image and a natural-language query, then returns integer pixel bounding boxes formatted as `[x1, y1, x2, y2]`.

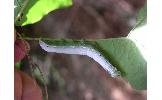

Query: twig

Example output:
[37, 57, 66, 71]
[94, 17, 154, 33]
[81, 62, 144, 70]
[16, 32, 49, 100]
[18, 36, 41, 41]
[33, 63, 48, 100]
[16, 32, 36, 85]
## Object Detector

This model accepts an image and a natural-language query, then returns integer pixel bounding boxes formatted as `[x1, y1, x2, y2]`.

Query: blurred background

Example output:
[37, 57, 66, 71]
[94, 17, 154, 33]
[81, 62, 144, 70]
[16, 0, 147, 100]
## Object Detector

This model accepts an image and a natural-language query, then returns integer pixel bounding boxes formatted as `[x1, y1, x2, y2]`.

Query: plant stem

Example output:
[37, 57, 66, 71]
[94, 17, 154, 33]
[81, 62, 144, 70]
[19, 36, 126, 42]
[18, 37, 41, 41]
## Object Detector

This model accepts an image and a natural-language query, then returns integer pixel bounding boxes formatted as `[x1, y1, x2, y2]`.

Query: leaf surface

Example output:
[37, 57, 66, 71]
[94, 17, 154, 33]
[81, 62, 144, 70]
[14, 0, 72, 26]
[40, 38, 147, 90]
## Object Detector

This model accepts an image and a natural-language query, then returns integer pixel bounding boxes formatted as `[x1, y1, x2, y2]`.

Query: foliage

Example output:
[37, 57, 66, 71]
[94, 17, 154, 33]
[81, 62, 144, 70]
[14, 0, 72, 26]
[41, 38, 147, 90]
[134, 3, 147, 29]
[14, 0, 147, 91]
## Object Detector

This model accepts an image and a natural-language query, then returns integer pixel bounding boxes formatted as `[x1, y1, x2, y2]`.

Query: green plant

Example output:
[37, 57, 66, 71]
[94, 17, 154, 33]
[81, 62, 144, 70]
[14, 0, 147, 99]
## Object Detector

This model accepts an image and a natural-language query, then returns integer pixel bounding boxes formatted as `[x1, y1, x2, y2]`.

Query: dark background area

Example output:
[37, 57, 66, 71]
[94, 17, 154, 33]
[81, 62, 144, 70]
[17, 0, 147, 100]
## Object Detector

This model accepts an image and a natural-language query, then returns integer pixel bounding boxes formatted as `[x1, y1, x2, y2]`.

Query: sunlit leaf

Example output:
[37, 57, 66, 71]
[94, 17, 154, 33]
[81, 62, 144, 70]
[14, 0, 72, 26]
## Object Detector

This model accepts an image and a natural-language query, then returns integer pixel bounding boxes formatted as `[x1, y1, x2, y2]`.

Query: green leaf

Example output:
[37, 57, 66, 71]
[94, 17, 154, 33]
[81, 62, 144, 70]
[135, 4, 147, 29]
[14, 0, 72, 26]
[96, 38, 147, 90]
[40, 38, 147, 90]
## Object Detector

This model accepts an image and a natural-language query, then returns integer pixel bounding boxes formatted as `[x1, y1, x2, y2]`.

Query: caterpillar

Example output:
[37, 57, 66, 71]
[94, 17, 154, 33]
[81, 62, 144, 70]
[39, 40, 120, 77]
